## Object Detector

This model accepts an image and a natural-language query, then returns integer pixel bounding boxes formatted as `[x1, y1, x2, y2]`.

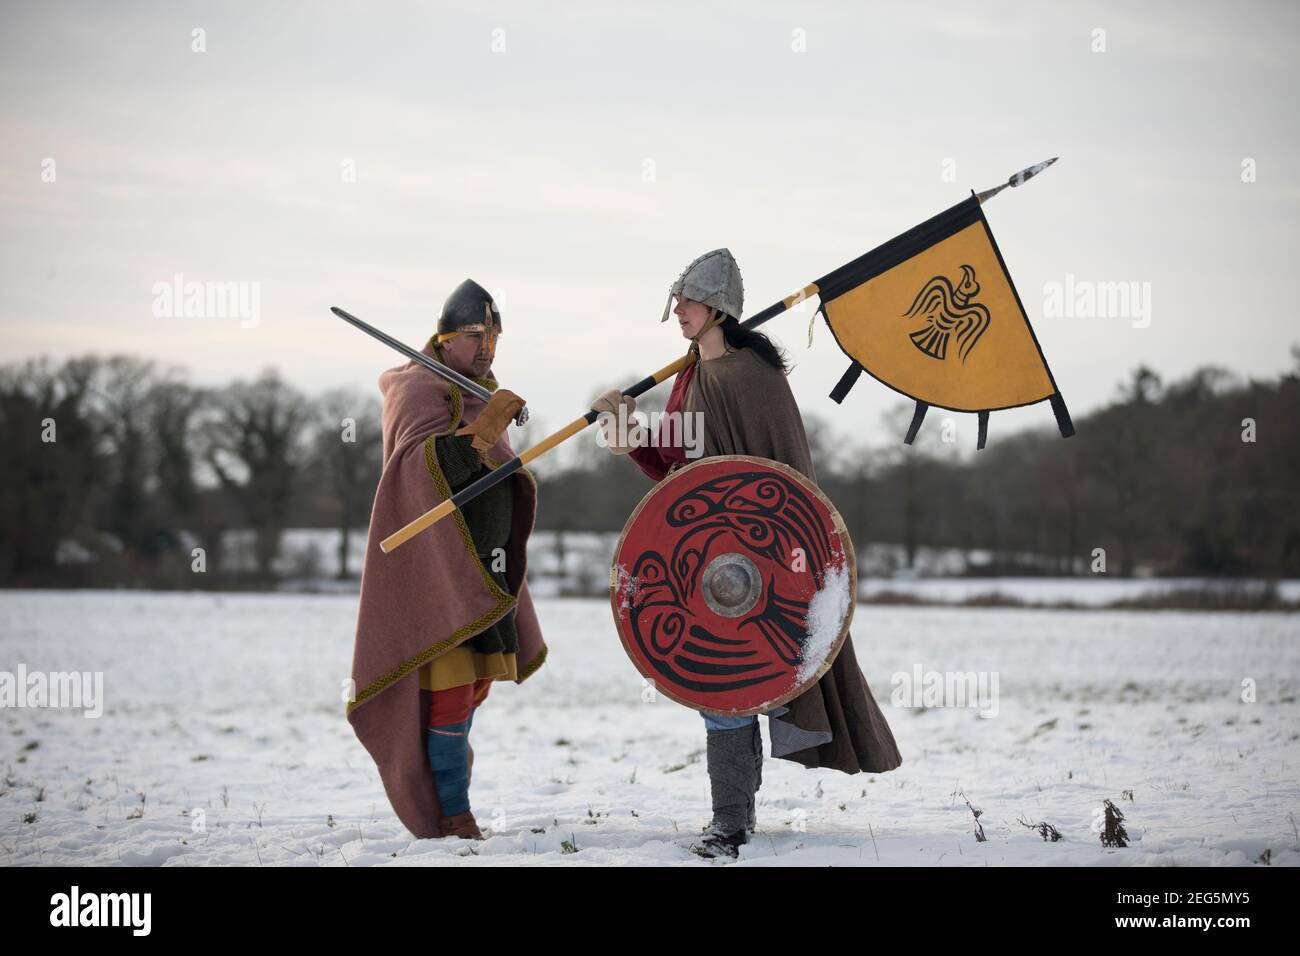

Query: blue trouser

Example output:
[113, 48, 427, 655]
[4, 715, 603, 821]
[701, 712, 757, 731]
[425, 706, 478, 817]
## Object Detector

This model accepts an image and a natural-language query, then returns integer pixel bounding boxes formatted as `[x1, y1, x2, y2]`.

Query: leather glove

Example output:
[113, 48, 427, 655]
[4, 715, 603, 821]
[456, 388, 525, 453]
[592, 388, 644, 455]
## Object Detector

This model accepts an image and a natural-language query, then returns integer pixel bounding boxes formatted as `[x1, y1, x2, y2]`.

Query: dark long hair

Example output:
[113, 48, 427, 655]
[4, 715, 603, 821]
[717, 314, 790, 374]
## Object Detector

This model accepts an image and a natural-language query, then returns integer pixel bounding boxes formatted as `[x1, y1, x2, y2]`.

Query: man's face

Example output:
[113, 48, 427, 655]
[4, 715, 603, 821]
[440, 327, 499, 377]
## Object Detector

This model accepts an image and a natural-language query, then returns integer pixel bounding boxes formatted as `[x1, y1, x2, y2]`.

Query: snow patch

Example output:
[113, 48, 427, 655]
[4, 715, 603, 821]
[613, 563, 634, 612]
[798, 560, 851, 684]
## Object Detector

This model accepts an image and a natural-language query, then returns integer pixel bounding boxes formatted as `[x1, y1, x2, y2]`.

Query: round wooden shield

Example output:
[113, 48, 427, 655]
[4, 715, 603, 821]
[610, 455, 857, 717]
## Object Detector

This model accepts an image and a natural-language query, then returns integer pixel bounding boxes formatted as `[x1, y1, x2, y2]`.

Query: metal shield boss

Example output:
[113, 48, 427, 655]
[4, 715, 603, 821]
[610, 455, 857, 716]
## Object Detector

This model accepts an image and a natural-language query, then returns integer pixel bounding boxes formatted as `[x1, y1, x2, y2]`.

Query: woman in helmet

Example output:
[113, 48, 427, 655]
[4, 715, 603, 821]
[593, 249, 902, 859]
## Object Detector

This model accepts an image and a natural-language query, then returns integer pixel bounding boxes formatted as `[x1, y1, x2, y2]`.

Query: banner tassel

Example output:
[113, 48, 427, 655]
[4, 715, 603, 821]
[829, 361, 863, 404]
[1050, 392, 1075, 438]
[903, 401, 929, 444]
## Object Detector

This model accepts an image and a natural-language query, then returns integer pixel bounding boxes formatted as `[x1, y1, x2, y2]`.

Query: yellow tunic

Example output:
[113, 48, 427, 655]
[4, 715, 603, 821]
[418, 647, 518, 691]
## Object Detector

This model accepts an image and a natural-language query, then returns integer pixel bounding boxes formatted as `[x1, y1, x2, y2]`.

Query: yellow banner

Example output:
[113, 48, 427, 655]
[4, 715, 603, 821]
[823, 220, 1054, 412]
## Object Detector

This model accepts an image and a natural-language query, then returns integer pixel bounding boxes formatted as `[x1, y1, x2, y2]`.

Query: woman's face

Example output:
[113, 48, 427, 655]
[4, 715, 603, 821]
[673, 296, 713, 340]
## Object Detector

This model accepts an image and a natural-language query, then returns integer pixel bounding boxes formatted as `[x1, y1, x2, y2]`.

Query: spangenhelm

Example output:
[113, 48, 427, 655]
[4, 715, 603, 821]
[660, 248, 744, 323]
[436, 278, 502, 345]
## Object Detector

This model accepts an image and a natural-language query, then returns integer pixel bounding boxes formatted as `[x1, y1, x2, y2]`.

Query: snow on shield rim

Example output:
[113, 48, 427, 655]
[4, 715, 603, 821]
[609, 455, 857, 717]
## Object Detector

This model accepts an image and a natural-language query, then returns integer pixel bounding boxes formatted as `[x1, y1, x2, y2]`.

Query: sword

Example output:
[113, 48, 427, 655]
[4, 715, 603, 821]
[331, 306, 527, 425]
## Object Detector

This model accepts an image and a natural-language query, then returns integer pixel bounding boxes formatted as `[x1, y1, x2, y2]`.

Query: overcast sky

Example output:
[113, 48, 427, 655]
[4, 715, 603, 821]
[2, 0, 1296, 455]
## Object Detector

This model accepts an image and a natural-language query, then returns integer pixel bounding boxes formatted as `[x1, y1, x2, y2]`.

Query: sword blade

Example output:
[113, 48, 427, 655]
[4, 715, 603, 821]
[331, 306, 489, 400]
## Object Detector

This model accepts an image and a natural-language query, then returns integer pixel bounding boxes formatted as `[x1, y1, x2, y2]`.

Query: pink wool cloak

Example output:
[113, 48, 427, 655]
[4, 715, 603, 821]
[346, 344, 546, 839]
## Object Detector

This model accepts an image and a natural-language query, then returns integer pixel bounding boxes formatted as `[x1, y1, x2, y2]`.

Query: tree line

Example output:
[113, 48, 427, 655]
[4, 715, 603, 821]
[0, 356, 380, 587]
[1, 351, 1297, 588]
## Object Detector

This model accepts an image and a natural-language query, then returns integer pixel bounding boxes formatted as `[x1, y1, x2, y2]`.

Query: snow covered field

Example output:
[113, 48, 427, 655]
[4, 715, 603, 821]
[1, 591, 1297, 867]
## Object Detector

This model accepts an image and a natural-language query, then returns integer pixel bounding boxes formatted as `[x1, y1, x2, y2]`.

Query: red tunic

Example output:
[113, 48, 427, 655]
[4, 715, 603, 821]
[628, 361, 696, 481]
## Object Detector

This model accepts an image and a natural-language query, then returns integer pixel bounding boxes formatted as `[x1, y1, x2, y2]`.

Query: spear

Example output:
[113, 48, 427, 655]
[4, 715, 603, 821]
[378, 158, 1057, 553]
[331, 306, 528, 425]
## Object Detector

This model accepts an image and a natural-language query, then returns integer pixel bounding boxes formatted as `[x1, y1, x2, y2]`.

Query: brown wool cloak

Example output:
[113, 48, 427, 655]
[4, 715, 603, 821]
[347, 345, 546, 838]
[685, 347, 902, 774]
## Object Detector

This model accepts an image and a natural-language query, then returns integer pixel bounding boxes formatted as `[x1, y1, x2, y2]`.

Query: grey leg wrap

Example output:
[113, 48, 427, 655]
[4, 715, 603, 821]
[706, 726, 757, 838]
[748, 720, 763, 831]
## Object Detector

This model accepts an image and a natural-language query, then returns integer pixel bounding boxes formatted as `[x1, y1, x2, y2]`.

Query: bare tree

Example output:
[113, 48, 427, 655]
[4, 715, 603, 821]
[150, 377, 204, 525]
[0, 357, 103, 584]
[201, 369, 310, 581]
[94, 356, 160, 559]
[311, 388, 382, 579]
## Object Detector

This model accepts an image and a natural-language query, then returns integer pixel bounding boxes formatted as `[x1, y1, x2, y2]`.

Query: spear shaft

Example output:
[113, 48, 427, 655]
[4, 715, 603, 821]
[378, 284, 818, 553]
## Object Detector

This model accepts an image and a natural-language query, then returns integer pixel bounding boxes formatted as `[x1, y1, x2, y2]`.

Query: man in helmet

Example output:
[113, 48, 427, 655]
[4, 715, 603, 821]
[593, 250, 902, 859]
[348, 278, 548, 842]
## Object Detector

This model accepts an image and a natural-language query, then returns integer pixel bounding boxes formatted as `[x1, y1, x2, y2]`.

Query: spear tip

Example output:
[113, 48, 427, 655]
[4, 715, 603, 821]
[976, 157, 1059, 204]
[1010, 156, 1058, 187]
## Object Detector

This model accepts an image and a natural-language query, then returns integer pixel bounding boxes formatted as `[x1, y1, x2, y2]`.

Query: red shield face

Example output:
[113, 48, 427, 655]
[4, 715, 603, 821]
[610, 455, 856, 716]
